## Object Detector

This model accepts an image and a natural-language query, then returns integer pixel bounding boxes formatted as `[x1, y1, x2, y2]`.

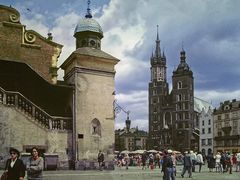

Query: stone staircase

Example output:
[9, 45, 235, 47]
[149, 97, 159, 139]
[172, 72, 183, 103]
[0, 86, 72, 130]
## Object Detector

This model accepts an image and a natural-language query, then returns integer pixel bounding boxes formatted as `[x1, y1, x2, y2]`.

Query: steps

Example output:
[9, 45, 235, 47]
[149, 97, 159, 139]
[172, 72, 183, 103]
[0, 86, 72, 130]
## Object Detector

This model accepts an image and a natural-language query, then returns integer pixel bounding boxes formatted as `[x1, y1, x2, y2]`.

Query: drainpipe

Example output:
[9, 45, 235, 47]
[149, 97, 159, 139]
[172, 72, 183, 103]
[72, 67, 77, 169]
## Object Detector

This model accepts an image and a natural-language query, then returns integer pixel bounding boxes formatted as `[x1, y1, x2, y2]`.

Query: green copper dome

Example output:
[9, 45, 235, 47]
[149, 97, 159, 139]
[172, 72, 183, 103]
[74, 18, 103, 38]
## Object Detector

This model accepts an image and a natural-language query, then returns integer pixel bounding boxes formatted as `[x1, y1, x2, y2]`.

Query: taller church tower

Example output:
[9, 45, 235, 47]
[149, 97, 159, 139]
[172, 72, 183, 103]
[148, 27, 173, 150]
[61, 0, 119, 165]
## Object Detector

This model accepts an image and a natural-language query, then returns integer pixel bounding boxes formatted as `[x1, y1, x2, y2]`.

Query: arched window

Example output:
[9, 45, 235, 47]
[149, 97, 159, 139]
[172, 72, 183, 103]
[177, 81, 182, 89]
[91, 118, 101, 136]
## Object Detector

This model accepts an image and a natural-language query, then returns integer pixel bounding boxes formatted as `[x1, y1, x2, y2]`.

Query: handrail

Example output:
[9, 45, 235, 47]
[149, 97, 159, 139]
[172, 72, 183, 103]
[0, 86, 72, 130]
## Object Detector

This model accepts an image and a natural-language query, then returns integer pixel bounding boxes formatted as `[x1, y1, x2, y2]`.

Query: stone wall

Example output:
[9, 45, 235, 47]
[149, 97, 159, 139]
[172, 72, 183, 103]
[0, 103, 72, 164]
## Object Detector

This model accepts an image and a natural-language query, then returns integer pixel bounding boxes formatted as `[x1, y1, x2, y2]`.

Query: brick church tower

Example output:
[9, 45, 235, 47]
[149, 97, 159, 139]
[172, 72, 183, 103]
[148, 28, 194, 152]
[172, 49, 194, 152]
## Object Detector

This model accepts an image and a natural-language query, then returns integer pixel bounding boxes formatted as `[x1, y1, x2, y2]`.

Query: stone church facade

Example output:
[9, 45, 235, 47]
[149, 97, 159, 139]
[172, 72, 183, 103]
[148, 30, 197, 152]
[0, 4, 119, 169]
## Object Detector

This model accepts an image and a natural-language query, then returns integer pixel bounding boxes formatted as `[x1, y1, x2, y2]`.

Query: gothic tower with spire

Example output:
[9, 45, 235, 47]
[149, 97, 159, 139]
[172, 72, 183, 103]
[148, 26, 173, 150]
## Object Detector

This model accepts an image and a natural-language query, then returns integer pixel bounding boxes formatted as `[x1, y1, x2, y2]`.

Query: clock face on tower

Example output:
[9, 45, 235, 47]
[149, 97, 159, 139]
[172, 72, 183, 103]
[157, 67, 164, 81]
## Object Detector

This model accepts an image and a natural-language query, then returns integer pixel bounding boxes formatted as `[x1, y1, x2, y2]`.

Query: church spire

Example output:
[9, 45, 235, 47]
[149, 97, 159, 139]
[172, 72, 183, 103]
[85, 0, 92, 18]
[180, 41, 186, 63]
[155, 25, 161, 58]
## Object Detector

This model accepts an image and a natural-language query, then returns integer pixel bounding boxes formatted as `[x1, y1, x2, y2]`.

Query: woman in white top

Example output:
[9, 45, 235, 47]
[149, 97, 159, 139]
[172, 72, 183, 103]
[215, 152, 222, 173]
[196, 152, 204, 173]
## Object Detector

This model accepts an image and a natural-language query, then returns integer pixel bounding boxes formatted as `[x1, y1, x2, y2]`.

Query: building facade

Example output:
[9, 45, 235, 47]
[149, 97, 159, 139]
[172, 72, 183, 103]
[213, 99, 240, 154]
[0, 3, 119, 169]
[194, 97, 213, 156]
[115, 118, 148, 152]
[148, 29, 197, 152]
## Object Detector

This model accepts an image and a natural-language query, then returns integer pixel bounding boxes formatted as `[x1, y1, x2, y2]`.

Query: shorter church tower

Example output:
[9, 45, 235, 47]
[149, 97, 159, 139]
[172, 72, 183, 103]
[172, 49, 194, 152]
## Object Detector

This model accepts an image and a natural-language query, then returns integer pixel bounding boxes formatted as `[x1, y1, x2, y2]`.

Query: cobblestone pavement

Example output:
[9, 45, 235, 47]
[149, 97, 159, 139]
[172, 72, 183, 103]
[1, 165, 240, 180]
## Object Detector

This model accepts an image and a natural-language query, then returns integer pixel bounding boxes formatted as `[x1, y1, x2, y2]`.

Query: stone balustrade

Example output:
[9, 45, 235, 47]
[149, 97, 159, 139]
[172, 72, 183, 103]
[0, 86, 72, 130]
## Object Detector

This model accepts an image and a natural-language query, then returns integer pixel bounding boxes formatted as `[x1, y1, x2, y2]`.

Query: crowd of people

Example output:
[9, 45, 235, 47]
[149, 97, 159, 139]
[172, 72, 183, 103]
[2, 147, 240, 180]
[115, 150, 240, 180]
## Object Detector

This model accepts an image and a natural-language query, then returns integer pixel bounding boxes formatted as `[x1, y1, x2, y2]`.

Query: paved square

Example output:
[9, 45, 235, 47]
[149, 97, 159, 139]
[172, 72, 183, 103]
[1, 165, 239, 180]
[42, 165, 239, 180]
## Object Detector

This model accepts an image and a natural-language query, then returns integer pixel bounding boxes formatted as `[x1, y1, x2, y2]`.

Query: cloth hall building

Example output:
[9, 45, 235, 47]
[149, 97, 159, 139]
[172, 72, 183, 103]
[0, 4, 119, 169]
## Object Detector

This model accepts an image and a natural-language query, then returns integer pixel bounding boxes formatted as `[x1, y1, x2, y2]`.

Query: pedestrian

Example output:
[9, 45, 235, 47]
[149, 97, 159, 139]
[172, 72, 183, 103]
[26, 147, 44, 180]
[149, 153, 154, 170]
[155, 152, 161, 169]
[232, 153, 237, 171]
[124, 154, 130, 170]
[97, 150, 104, 171]
[225, 152, 232, 174]
[220, 152, 227, 172]
[190, 150, 197, 172]
[162, 150, 175, 180]
[215, 152, 222, 173]
[181, 151, 192, 178]
[236, 151, 240, 172]
[196, 151, 204, 173]
[3, 148, 25, 180]
[207, 153, 215, 172]
[141, 151, 147, 170]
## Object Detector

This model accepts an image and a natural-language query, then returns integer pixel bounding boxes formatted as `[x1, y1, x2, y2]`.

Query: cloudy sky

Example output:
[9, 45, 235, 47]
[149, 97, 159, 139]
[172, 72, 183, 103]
[1, 0, 240, 131]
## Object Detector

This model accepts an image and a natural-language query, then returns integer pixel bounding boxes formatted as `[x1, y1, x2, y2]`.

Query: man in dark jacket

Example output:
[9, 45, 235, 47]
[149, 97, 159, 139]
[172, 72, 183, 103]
[4, 148, 25, 180]
[97, 150, 104, 171]
[162, 150, 175, 180]
[181, 151, 192, 178]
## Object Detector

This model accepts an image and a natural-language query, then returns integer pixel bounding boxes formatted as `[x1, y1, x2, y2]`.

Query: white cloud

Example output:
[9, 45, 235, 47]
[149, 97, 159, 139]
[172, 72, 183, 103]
[195, 89, 240, 108]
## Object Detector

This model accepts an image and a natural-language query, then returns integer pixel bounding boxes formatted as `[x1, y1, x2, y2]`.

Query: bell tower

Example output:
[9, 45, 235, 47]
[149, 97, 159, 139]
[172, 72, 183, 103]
[148, 26, 171, 150]
[172, 48, 194, 152]
[61, 0, 119, 167]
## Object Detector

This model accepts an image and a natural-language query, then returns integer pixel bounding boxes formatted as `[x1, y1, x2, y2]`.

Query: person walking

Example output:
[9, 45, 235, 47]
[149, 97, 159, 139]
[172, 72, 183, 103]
[4, 148, 25, 180]
[155, 152, 161, 169]
[97, 150, 104, 171]
[26, 147, 44, 180]
[149, 153, 154, 170]
[196, 152, 204, 173]
[207, 153, 215, 172]
[162, 150, 176, 180]
[181, 151, 192, 178]
[190, 150, 197, 172]
[141, 151, 147, 170]
[225, 152, 232, 174]
[124, 154, 130, 170]
[236, 151, 240, 172]
[215, 152, 222, 173]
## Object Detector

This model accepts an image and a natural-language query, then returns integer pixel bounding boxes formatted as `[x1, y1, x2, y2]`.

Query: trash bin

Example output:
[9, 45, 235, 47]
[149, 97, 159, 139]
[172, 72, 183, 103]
[43, 153, 58, 170]
[20, 153, 31, 168]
